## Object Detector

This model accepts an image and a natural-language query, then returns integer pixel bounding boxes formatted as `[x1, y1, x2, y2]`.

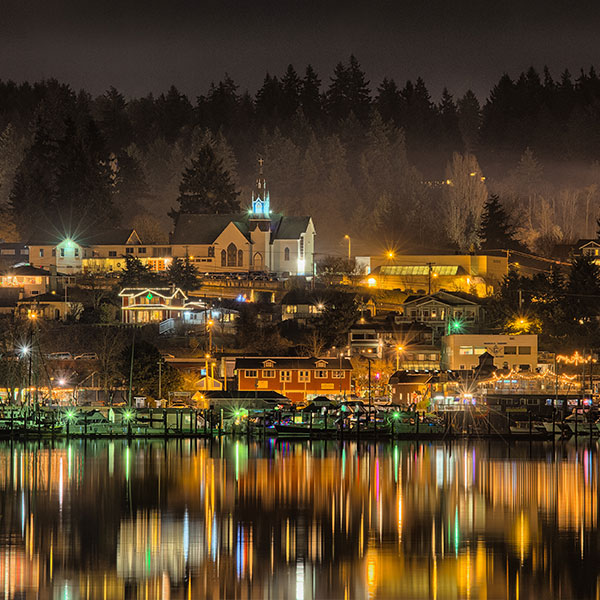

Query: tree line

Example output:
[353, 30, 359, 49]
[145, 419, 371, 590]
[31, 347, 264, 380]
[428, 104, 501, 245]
[2, 60, 600, 253]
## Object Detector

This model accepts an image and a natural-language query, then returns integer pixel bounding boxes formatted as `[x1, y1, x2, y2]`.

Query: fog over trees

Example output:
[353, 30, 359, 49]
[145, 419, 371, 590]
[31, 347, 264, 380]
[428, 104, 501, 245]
[1, 59, 600, 254]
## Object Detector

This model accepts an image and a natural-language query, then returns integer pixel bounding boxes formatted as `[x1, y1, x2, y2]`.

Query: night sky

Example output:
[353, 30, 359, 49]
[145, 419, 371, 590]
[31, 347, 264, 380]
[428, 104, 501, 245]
[2, 0, 600, 100]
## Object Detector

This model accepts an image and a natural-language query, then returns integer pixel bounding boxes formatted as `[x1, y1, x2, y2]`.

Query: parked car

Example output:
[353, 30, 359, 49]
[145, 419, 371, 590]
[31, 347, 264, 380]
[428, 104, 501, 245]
[48, 352, 73, 360]
[75, 353, 98, 360]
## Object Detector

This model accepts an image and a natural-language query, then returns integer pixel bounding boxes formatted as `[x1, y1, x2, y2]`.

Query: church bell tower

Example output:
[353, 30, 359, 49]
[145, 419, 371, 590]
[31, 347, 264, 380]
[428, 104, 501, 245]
[250, 158, 271, 271]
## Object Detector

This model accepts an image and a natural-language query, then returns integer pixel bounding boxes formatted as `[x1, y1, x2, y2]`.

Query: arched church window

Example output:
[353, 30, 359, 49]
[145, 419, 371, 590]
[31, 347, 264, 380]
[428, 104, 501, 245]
[238, 249, 243, 266]
[227, 243, 237, 267]
[221, 250, 226, 267]
[284, 247, 290, 261]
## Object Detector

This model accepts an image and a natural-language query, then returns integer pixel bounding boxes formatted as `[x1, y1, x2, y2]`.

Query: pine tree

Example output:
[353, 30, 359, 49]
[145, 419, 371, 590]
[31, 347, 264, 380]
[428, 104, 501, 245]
[300, 65, 322, 123]
[563, 254, 600, 329]
[170, 143, 240, 220]
[375, 78, 403, 125]
[457, 90, 481, 153]
[479, 195, 519, 250]
[119, 255, 159, 287]
[281, 64, 302, 120]
[166, 256, 199, 293]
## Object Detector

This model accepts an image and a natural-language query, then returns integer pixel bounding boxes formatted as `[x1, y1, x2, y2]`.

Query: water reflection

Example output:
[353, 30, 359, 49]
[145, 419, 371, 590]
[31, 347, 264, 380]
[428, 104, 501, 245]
[0, 439, 598, 598]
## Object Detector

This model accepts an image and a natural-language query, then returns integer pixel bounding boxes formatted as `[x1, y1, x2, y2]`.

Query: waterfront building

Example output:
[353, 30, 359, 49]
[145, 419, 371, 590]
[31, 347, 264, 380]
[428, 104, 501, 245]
[235, 356, 353, 403]
[441, 334, 538, 371]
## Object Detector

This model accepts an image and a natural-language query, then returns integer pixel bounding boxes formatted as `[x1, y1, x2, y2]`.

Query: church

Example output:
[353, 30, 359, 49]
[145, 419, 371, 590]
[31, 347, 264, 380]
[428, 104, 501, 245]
[170, 161, 316, 277]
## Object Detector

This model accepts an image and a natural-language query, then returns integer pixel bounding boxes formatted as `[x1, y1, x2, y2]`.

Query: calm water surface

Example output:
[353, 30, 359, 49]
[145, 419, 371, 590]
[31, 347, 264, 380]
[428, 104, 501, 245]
[0, 438, 598, 599]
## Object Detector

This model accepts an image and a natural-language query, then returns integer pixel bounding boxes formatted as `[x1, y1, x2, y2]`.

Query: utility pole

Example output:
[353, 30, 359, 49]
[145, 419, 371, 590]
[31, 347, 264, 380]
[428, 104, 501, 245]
[157, 359, 163, 400]
[128, 330, 136, 409]
[344, 235, 351, 260]
[427, 263, 434, 295]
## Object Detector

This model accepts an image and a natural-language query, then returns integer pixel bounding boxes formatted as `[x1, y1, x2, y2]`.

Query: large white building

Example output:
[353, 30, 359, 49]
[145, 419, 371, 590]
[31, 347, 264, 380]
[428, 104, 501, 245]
[170, 161, 316, 276]
[441, 334, 538, 371]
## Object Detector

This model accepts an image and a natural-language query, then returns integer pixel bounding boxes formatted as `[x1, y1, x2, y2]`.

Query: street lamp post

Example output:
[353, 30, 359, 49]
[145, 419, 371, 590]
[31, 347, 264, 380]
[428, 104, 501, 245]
[27, 312, 37, 407]
[396, 346, 404, 371]
[344, 235, 351, 260]
[157, 359, 163, 400]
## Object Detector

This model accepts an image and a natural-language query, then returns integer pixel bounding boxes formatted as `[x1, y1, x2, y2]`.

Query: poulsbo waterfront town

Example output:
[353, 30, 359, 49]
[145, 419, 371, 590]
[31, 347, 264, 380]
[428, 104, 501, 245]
[7, 17, 600, 596]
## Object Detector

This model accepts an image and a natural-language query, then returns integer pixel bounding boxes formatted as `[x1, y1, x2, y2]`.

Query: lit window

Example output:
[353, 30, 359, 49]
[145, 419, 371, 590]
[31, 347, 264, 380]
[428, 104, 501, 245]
[262, 370, 275, 378]
[244, 370, 258, 378]
[298, 370, 310, 382]
[459, 346, 473, 355]
[332, 371, 344, 378]
[315, 370, 328, 378]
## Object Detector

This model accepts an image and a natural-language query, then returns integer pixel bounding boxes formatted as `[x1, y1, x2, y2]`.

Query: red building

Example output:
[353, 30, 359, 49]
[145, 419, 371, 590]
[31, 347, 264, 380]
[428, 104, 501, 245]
[235, 357, 353, 403]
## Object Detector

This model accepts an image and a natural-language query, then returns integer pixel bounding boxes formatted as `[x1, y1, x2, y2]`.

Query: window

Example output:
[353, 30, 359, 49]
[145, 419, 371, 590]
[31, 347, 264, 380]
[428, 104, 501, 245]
[285, 305, 298, 314]
[39, 249, 44, 258]
[332, 371, 345, 378]
[422, 310, 429, 318]
[262, 370, 275, 378]
[60, 248, 65, 258]
[280, 370, 291, 382]
[0, 249, 14, 255]
[474, 347, 486, 355]
[74, 248, 79, 257]
[138, 247, 147, 254]
[244, 370, 258, 378]
[518, 346, 531, 355]
[227, 243, 237, 267]
[504, 346, 517, 355]
[284, 247, 290, 261]
[429, 353, 437, 360]
[126, 247, 134, 254]
[52, 249, 56, 257]
[238, 249, 243, 266]
[410, 310, 417, 317]
[109, 251, 117, 257]
[208, 246, 215, 257]
[298, 370, 310, 382]
[315, 370, 328, 378]
[299, 236, 305, 259]
[221, 250, 226, 266]
[418, 354, 425, 361]
[459, 346, 473, 355]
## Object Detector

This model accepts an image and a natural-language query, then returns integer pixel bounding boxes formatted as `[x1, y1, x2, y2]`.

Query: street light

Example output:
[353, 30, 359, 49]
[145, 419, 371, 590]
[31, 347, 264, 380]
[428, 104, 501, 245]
[344, 235, 351, 260]
[395, 346, 404, 371]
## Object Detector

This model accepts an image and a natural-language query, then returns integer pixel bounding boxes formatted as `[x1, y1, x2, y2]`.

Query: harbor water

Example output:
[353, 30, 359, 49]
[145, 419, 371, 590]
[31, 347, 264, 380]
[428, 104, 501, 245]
[0, 438, 598, 599]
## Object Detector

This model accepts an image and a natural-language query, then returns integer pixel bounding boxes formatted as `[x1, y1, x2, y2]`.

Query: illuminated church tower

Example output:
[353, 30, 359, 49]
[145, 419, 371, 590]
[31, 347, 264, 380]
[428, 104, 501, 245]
[249, 158, 271, 271]
[251, 158, 270, 216]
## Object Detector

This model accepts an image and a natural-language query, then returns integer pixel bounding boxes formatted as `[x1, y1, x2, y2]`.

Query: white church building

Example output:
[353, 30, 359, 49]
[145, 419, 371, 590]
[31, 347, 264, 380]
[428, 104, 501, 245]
[170, 161, 316, 277]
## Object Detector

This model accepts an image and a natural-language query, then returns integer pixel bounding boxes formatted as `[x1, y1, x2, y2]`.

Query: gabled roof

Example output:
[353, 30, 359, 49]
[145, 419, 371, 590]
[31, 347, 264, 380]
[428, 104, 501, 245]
[402, 291, 481, 307]
[577, 239, 600, 249]
[170, 213, 312, 245]
[119, 287, 188, 300]
[27, 228, 141, 247]
[235, 356, 353, 370]
[2, 265, 52, 277]
[271, 216, 312, 240]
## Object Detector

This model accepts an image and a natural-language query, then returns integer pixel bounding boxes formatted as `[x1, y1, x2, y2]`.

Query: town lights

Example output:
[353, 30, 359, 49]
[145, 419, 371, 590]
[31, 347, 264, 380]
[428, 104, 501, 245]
[19, 345, 30, 356]
[449, 319, 464, 333]
[65, 409, 76, 421]
[123, 410, 133, 421]
[367, 277, 377, 288]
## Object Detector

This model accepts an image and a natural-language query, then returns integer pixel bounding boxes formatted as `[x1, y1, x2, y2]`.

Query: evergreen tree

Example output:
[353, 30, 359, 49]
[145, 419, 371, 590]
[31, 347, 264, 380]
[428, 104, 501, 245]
[93, 86, 132, 152]
[457, 90, 481, 153]
[281, 64, 302, 120]
[375, 78, 403, 125]
[119, 255, 159, 287]
[563, 254, 600, 329]
[255, 73, 284, 127]
[120, 340, 180, 398]
[315, 291, 359, 348]
[170, 143, 240, 220]
[325, 55, 371, 124]
[479, 195, 519, 250]
[166, 256, 199, 293]
[300, 65, 322, 123]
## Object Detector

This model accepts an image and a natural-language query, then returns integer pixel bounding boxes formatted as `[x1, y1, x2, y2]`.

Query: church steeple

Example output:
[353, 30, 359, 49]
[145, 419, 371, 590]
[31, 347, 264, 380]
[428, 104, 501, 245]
[251, 158, 270, 217]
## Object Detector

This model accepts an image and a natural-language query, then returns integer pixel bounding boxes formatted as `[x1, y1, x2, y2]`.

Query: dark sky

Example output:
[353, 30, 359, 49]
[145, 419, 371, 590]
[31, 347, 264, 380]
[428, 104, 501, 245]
[2, 0, 600, 100]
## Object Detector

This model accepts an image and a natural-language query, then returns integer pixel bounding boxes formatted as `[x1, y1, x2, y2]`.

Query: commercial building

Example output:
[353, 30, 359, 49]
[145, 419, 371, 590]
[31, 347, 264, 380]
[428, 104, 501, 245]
[235, 357, 353, 403]
[441, 334, 538, 371]
[363, 253, 508, 296]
